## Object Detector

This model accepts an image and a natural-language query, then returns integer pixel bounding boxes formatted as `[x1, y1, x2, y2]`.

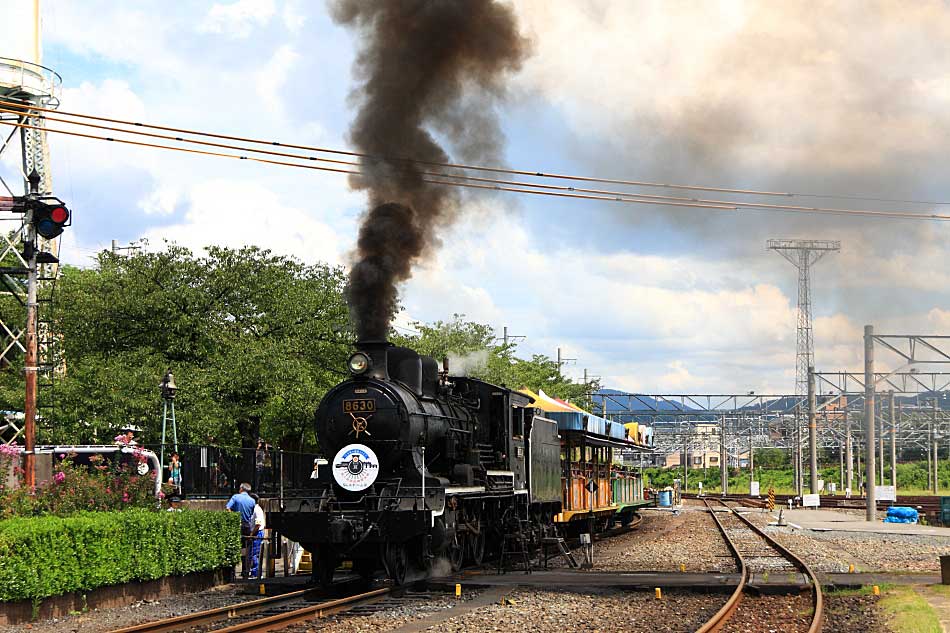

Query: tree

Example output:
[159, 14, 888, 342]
[39, 243, 352, 450]
[391, 314, 596, 403]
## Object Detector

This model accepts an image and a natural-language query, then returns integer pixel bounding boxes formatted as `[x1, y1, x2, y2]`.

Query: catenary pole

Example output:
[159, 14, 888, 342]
[864, 325, 876, 521]
[890, 392, 897, 488]
[933, 399, 939, 495]
[879, 398, 885, 485]
[808, 366, 818, 494]
[846, 412, 853, 494]
[720, 415, 728, 495]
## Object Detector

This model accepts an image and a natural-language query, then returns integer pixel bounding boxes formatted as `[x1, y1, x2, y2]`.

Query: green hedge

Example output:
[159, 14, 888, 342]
[0, 509, 240, 602]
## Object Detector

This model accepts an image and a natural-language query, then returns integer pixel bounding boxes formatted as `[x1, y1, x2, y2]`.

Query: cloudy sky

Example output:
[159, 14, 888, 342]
[2, 0, 949, 394]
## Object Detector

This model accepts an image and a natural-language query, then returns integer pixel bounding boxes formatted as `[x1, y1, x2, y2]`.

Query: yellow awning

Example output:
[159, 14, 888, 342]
[518, 387, 576, 413]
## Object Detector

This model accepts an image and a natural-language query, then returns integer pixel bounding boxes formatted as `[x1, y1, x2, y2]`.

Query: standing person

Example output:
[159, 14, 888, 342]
[115, 426, 137, 446]
[248, 493, 266, 578]
[226, 483, 256, 578]
[167, 452, 183, 496]
[255, 439, 266, 489]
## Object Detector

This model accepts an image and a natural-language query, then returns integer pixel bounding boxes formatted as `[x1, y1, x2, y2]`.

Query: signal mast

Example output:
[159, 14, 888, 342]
[0, 1, 67, 487]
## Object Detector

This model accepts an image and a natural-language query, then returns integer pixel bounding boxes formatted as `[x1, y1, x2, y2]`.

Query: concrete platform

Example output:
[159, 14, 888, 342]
[771, 508, 950, 536]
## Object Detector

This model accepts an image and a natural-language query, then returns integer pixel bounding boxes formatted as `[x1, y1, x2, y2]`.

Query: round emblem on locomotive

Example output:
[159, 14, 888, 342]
[332, 443, 379, 491]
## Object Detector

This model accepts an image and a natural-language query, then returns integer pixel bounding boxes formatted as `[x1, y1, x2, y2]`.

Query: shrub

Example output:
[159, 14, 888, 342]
[0, 446, 171, 518]
[0, 509, 240, 602]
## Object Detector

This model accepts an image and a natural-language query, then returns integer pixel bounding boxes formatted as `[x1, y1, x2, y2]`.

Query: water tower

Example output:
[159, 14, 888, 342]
[0, 56, 60, 194]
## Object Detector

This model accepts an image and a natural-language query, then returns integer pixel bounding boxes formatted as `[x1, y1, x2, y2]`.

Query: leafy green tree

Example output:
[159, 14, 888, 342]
[391, 314, 596, 403]
[33, 243, 351, 450]
[753, 448, 789, 469]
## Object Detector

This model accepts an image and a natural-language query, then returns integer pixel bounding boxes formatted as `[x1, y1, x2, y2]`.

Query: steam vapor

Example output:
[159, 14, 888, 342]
[332, 0, 528, 340]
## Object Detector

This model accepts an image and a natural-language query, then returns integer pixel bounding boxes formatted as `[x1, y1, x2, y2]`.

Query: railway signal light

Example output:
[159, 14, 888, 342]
[30, 199, 70, 239]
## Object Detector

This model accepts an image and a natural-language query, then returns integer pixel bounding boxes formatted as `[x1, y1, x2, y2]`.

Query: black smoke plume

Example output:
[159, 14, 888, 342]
[332, 0, 528, 341]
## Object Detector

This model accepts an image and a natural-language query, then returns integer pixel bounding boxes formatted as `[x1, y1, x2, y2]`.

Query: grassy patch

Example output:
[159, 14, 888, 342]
[878, 586, 942, 633]
[927, 583, 950, 595]
[827, 583, 896, 597]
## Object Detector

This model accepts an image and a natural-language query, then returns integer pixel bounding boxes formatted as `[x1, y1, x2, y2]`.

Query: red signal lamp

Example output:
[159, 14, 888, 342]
[50, 206, 69, 224]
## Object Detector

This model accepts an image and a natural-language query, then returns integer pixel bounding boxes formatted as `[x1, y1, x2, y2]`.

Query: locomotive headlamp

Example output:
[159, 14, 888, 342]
[348, 352, 371, 375]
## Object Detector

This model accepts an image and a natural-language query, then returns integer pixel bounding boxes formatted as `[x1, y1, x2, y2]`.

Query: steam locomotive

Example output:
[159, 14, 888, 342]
[270, 341, 645, 586]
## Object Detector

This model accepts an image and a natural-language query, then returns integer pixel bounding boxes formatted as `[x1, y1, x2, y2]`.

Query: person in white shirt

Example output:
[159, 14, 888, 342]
[248, 493, 266, 577]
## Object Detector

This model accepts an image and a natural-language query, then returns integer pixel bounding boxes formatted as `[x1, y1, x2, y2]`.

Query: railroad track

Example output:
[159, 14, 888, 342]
[696, 498, 823, 633]
[683, 492, 942, 518]
[109, 514, 644, 633]
[109, 586, 395, 633]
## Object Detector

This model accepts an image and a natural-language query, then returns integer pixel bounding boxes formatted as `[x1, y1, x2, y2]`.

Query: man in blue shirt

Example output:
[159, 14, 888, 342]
[226, 483, 256, 578]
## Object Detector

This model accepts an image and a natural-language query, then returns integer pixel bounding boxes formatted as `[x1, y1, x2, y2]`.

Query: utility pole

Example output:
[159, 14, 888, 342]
[793, 406, 803, 496]
[556, 347, 576, 373]
[838, 432, 844, 491]
[583, 368, 601, 413]
[898, 401, 903, 467]
[500, 326, 524, 347]
[927, 411, 933, 491]
[864, 325, 876, 521]
[110, 239, 140, 256]
[846, 411, 853, 495]
[748, 420, 754, 475]
[854, 436, 864, 496]
[808, 366, 818, 494]
[720, 415, 728, 495]
[879, 397, 885, 486]
[933, 399, 939, 495]
[683, 432, 688, 493]
[890, 392, 897, 488]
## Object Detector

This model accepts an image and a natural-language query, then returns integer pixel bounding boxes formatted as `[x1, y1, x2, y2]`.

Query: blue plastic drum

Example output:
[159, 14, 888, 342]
[658, 490, 672, 507]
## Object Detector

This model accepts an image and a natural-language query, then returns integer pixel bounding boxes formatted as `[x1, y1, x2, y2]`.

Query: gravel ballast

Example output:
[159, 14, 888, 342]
[719, 593, 813, 633]
[419, 588, 723, 633]
[739, 509, 950, 572]
[579, 508, 738, 573]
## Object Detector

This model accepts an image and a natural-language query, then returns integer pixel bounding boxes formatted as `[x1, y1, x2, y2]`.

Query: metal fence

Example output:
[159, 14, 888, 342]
[140, 444, 321, 498]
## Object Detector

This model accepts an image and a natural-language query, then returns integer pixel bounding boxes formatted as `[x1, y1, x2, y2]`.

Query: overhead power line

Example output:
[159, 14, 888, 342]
[0, 105, 736, 208]
[1, 99, 949, 221]
[3, 97, 949, 207]
[0, 118, 734, 211]
[0, 98, 791, 197]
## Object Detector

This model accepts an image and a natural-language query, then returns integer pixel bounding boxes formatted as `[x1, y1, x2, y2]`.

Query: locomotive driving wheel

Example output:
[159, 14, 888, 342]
[448, 534, 464, 572]
[383, 542, 408, 586]
[468, 521, 485, 565]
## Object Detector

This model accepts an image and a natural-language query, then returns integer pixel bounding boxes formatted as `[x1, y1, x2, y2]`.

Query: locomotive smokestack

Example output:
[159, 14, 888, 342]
[332, 0, 528, 340]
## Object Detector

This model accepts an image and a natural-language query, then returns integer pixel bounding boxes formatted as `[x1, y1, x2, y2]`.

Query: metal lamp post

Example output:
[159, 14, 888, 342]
[159, 370, 178, 474]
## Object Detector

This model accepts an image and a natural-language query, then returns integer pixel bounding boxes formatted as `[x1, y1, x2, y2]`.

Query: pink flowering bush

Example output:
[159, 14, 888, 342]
[0, 450, 173, 518]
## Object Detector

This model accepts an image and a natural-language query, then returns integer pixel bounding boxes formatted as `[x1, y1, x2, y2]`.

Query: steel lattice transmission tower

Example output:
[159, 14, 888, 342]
[768, 239, 841, 394]
[768, 239, 840, 493]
